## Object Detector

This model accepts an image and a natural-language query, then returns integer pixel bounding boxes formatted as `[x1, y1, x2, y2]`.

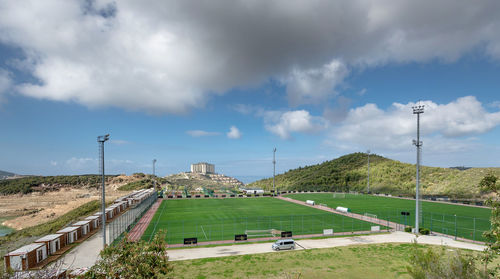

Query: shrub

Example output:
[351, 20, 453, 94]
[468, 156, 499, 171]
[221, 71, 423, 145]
[419, 228, 430, 235]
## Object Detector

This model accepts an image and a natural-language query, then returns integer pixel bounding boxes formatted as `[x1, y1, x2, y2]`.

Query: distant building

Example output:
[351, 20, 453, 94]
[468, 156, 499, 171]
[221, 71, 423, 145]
[191, 162, 215, 174]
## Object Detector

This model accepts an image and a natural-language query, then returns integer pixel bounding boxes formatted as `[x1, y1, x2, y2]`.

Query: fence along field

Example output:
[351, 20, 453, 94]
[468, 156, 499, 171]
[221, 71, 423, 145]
[285, 193, 491, 242]
[141, 198, 385, 244]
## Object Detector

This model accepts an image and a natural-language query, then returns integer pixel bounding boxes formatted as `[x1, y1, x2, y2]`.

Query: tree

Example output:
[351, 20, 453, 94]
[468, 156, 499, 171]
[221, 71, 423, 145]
[83, 231, 173, 278]
[479, 174, 500, 277]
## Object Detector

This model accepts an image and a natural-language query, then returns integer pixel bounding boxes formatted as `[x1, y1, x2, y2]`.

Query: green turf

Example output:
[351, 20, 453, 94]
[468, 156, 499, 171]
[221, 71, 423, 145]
[142, 198, 385, 244]
[285, 193, 491, 241]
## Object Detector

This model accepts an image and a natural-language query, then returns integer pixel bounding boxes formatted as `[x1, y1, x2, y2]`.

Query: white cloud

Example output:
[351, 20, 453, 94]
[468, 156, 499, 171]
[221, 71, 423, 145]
[186, 130, 220, 137]
[329, 96, 500, 151]
[66, 157, 96, 171]
[227, 126, 242, 139]
[1, 1, 500, 112]
[282, 60, 348, 106]
[265, 110, 326, 139]
[50, 161, 57, 166]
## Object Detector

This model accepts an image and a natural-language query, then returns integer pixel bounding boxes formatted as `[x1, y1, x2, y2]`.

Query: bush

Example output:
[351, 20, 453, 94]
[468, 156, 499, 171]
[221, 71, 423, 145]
[405, 226, 413, 233]
[419, 228, 430, 235]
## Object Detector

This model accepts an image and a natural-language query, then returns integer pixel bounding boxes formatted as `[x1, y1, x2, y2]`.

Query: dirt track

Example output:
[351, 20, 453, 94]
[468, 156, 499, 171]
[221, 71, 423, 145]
[0, 176, 136, 230]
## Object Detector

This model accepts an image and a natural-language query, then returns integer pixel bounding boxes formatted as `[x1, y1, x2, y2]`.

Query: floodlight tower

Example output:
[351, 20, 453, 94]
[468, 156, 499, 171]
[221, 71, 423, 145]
[97, 134, 109, 248]
[153, 159, 157, 189]
[412, 105, 424, 234]
[367, 150, 370, 193]
[273, 148, 276, 196]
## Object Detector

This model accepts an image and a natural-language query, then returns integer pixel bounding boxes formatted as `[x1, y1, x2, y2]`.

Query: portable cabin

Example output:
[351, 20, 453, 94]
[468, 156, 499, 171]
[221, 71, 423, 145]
[4, 243, 47, 271]
[56, 227, 79, 245]
[34, 234, 64, 255]
[109, 204, 120, 215]
[116, 201, 127, 211]
[105, 208, 114, 220]
[85, 215, 100, 231]
[73, 220, 91, 236]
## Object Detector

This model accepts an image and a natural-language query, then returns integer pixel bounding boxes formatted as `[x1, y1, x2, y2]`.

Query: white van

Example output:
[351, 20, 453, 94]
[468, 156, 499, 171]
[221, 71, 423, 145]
[272, 239, 295, 250]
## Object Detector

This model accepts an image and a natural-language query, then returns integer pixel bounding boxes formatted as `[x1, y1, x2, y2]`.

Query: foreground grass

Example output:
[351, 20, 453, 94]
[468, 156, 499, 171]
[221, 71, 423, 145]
[143, 198, 382, 244]
[286, 193, 491, 241]
[170, 243, 497, 279]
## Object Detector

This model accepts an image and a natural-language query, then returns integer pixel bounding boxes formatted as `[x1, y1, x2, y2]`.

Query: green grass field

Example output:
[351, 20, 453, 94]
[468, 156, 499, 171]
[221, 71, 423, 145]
[285, 193, 491, 241]
[142, 198, 384, 244]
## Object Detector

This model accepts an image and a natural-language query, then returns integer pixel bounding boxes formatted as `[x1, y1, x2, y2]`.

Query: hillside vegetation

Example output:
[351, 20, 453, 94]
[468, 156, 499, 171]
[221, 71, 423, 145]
[0, 175, 118, 195]
[248, 153, 500, 198]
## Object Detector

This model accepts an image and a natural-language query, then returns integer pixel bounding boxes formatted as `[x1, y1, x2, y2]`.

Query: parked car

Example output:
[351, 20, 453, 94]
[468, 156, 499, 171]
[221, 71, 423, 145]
[272, 239, 295, 250]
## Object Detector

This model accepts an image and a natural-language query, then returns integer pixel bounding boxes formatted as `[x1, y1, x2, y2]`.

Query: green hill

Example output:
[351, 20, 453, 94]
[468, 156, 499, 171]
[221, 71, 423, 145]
[0, 170, 16, 180]
[0, 174, 118, 195]
[247, 152, 500, 198]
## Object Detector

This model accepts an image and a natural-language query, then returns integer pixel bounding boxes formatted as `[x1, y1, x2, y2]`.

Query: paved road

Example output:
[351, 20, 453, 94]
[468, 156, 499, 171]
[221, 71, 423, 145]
[167, 231, 486, 261]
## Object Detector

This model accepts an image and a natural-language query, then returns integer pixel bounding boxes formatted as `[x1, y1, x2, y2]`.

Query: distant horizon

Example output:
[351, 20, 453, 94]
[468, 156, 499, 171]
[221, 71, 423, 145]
[2, 151, 500, 185]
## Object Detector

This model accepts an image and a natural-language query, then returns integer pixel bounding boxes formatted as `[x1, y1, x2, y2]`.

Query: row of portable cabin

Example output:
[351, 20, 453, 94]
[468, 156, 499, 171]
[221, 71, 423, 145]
[4, 188, 155, 271]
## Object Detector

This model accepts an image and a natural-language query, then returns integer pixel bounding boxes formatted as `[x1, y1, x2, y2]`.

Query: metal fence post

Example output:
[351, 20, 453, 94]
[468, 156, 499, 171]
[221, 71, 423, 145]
[454, 215, 457, 240]
[473, 217, 476, 241]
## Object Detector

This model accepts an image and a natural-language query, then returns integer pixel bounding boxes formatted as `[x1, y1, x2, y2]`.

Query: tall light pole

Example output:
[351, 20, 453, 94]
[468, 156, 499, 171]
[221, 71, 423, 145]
[367, 150, 370, 193]
[412, 105, 424, 234]
[97, 134, 109, 248]
[273, 148, 276, 196]
[153, 159, 157, 189]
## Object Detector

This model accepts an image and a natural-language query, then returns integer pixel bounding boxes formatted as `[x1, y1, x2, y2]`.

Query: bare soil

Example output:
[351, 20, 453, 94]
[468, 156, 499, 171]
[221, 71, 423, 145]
[0, 175, 139, 230]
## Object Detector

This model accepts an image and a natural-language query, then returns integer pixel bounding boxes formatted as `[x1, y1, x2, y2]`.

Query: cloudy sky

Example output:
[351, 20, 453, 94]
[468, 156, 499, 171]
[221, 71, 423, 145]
[1, 0, 500, 182]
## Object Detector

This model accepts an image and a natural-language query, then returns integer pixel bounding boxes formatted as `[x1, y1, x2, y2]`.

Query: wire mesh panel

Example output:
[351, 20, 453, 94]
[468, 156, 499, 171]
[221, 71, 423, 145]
[141, 213, 388, 245]
[108, 192, 158, 244]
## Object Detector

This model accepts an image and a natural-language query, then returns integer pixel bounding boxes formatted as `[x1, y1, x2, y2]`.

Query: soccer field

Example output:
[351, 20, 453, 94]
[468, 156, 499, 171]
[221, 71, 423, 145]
[142, 198, 384, 244]
[286, 193, 491, 241]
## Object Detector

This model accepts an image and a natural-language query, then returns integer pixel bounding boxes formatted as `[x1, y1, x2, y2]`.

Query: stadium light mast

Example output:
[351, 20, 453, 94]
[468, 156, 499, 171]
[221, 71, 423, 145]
[412, 104, 424, 234]
[273, 148, 276, 196]
[367, 150, 370, 193]
[97, 134, 110, 248]
[153, 159, 157, 189]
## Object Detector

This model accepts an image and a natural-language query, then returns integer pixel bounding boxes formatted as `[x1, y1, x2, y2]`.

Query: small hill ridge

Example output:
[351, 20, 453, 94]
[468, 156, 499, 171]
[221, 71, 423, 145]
[247, 152, 500, 198]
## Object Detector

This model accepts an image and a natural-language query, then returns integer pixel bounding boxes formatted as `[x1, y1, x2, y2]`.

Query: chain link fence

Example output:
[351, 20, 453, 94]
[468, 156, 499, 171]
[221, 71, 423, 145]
[107, 192, 158, 245]
[142, 213, 390, 244]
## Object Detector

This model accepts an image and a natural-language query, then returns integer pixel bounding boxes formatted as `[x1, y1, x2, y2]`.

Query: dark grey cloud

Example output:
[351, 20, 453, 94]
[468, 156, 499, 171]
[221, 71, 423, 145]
[1, 0, 500, 113]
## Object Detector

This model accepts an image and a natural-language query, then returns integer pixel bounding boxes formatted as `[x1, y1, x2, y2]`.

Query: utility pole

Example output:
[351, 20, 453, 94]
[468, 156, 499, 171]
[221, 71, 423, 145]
[153, 159, 157, 189]
[273, 148, 276, 196]
[367, 150, 370, 193]
[412, 105, 424, 234]
[97, 134, 109, 248]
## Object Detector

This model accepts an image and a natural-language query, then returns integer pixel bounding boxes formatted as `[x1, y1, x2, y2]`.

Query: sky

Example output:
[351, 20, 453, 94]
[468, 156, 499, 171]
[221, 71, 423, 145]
[1, 0, 500, 183]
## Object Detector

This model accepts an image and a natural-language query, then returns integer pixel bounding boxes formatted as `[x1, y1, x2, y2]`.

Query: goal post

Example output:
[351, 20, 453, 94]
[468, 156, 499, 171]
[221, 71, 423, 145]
[245, 229, 280, 238]
[364, 213, 377, 219]
[332, 193, 346, 199]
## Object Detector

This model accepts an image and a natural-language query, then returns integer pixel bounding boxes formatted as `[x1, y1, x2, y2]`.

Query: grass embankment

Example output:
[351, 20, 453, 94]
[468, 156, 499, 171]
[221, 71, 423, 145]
[142, 198, 382, 244]
[170, 243, 497, 279]
[0, 200, 101, 262]
[248, 152, 500, 198]
[286, 193, 491, 241]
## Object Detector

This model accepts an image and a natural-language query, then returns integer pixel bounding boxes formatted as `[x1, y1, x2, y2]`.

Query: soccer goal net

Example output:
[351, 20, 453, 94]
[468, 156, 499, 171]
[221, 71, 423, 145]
[332, 193, 346, 198]
[245, 229, 280, 238]
[364, 213, 377, 219]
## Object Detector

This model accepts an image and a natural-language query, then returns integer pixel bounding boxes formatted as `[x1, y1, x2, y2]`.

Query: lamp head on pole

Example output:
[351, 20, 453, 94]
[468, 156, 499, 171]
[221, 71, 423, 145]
[412, 105, 424, 114]
[97, 134, 110, 143]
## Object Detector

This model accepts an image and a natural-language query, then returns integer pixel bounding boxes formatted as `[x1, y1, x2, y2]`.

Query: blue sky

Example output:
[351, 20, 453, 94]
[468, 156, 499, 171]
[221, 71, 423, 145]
[1, 1, 500, 183]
